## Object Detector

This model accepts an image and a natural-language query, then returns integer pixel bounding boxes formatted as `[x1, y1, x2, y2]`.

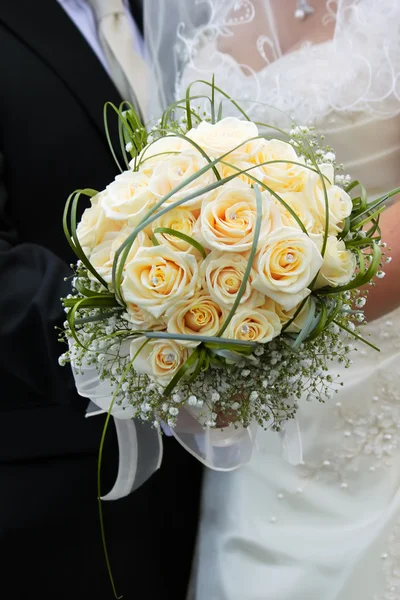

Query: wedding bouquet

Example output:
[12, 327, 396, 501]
[60, 82, 391, 458]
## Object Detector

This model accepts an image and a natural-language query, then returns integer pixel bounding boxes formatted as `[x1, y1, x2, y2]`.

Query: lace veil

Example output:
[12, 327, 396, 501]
[144, 0, 400, 124]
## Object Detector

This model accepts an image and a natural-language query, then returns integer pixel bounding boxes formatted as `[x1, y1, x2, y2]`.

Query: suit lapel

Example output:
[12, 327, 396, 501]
[129, 0, 143, 34]
[0, 0, 122, 145]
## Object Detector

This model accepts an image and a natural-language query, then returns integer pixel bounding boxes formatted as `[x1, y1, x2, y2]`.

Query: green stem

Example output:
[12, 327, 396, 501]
[97, 339, 149, 599]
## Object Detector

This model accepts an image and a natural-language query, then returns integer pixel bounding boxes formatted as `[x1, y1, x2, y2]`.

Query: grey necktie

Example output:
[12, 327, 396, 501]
[88, 0, 148, 120]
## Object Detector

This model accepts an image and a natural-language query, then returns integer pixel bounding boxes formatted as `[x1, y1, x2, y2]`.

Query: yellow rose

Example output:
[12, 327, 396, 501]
[134, 134, 193, 167]
[121, 245, 200, 318]
[77, 194, 122, 252]
[151, 208, 200, 255]
[218, 158, 264, 187]
[305, 164, 353, 235]
[89, 227, 151, 284]
[253, 227, 323, 310]
[165, 294, 225, 346]
[315, 236, 356, 288]
[149, 150, 216, 210]
[130, 336, 191, 384]
[196, 185, 280, 253]
[125, 302, 166, 330]
[263, 297, 313, 332]
[274, 191, 318, 233]
[223, 308, 281, 343]
[201, 251, 264, 309]
[187, 117, 261, 159]
[101, 170, 156, 226]
[253, 139, 308, 194]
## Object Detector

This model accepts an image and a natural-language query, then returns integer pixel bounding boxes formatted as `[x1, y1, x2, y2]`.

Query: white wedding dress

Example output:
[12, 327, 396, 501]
[146, 1, 400, 598]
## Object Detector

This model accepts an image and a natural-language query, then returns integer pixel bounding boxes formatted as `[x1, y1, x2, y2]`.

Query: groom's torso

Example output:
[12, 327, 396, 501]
[0, 7, 203, 598]
[0, 0, 142, 263]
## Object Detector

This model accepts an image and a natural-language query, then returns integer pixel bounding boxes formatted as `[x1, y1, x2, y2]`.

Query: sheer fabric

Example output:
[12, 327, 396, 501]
[144, 3, 400, 599]
[145, 0, 400, 123]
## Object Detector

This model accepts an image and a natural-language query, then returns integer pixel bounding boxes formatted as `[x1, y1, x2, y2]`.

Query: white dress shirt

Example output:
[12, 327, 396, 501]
[57, 0, 144, 74]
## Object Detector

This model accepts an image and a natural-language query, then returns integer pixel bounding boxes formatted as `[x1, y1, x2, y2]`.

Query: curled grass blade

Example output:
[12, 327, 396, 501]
[162, 347, 201, 397]
[333, 319, 380, 352]
[152, 227, 207, 258]
[63, 188, 109, 289]
[142, 331, 256, 348]
[97, 339, 149, 599]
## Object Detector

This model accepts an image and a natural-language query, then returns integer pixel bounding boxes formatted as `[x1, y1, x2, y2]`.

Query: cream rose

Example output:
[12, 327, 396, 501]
[223, 308, 281, 343]
[101, 170, 156, 226]
[196, 185, 280, 253]
[274, 191, 318, 233]
[253, 227, 323, 310]
[305, 164, 353, 234]
[121, 245, 199, 318]
[89, 227, 151, 283]
[218, 158, 264, 187]
[253, 139, 308, 194]
[201, 251, 264, 309]
[125, 302, 166, 330]
[130, 336, 191, 384]
[315, 236, 356, 288]
[187, 117, 260, 159]
[151, 207, 200, 255]
[263, 297, 313, 333]
[77, 194, 122, 251]
[148, 150, 216, 210]
[165, 294, 224, 346]
[134, 137, 194, 179]
[134, 134, 193, 166]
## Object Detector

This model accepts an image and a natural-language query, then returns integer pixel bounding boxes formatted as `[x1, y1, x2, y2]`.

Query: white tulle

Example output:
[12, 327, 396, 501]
[146, 0, 400, 124]
[71, 355, 262, 493]
[71, 359, 163, 500]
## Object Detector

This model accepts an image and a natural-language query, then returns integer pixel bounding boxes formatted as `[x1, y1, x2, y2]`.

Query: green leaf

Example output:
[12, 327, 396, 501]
[351, 206, 386, 231]
[305, 299, 328, 342]
[281, 296, 309, 333]
[290, 297, 317, 350]
[63, 296, 119, 308]
[333, 319, 380, 352]
[317, 242, 381, 294]
[74, 308, 124, 325]
[186, 347, 207, 384]
[163, 347, 201, 397]
[143, 330, 256, 348]
[179, 79, 252, 124]
[63, 188, 109, 289]
[103, 101, 146, 173]
[97, 338, 149, 600]
[73, 279, 114, 298]
[211, 74, 216, 124]
[66, 295, 119, 349]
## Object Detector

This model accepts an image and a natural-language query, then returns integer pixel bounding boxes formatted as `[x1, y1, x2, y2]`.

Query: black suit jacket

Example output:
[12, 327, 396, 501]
[0, 2, 201, 598]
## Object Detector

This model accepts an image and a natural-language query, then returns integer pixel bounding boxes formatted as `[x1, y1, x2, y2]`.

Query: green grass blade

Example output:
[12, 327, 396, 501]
[152, 227, 207, 258]
[217, 184, 263, 337]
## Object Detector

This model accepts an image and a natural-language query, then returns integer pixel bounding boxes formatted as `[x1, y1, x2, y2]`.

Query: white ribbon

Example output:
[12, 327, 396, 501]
[281, 417, 303, 466]
[171, 404, 257, 471]
[71, 359, 299, 495]
[72, 361, 162, 500]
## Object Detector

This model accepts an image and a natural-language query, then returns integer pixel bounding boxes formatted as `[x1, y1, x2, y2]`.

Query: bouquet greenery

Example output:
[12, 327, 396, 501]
[60, 81, 394, 436]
